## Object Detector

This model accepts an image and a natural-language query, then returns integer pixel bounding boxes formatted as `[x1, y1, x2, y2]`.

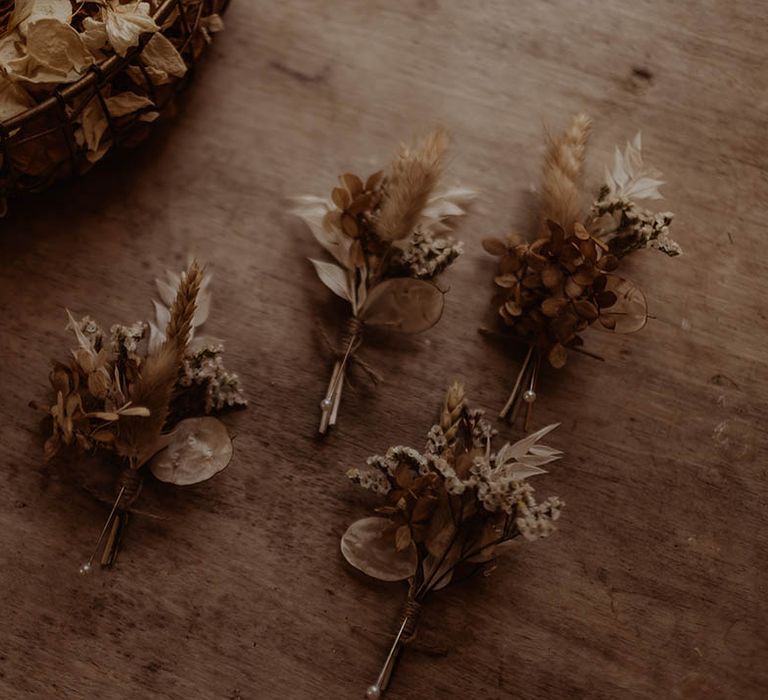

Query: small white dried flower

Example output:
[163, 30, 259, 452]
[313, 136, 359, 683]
[397, 228, 463, 279]
[516, 495, 564, 541]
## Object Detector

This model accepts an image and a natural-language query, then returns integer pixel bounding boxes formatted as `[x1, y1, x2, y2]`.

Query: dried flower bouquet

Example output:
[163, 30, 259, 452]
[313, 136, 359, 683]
[31, 260, 246, 572]
[483, 114, 680, 427]
[341, 383, 563, 697]
[294, 130, 474, 434]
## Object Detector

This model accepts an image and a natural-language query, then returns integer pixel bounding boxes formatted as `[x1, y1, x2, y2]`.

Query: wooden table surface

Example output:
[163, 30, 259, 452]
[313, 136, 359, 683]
[1, 2, 766, 698]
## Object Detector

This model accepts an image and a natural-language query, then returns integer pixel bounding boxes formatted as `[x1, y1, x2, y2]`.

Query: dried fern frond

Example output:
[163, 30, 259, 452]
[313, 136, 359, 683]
[117, 261, 202, 464]
[376, 129, 448, 242]
[541, 113, 591, 231]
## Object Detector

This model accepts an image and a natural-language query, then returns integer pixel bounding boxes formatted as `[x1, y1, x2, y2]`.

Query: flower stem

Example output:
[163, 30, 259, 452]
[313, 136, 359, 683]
[500, 345, 534, 421]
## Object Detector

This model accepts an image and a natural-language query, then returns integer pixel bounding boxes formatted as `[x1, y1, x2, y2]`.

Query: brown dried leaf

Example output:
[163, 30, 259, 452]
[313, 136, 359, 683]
[548, 343, 568, 368]
[340, 212, 359, 238]
[526, 252, 548, 271]
[572, 265, 596, 286]
[347, 192, 373, 216]
[365, 170, 384, 190]
[499, 254, 523, 274]
[395, 524, 412, 551]
[595, 290, 618, 308]
[331, 187, 350, 210]
[494, 274, 518, 288]
[564, 277, 584, 299]
[340, 173, 363, 196]
[546, 220, 566, 248]
[521, 273, 542, 290]
[541, 297, 568, 318]
[482, 237, 508, 256]
[573, 300, 599, 321]
[578, 238, 597, 260]
[541, 264, 563, 289]
[597, 254, 619, 271]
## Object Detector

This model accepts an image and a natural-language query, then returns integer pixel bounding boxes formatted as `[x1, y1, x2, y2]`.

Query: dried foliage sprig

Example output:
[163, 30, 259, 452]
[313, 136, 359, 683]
[294, 130, 474, 433]
[341, 383, 563, 698]
[484, 115, 680, 427]
[31, 260, 246, 572]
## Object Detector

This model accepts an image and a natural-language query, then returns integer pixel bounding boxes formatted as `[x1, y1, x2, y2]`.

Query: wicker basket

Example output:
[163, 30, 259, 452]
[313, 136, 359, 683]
[0, 0, 230, 200]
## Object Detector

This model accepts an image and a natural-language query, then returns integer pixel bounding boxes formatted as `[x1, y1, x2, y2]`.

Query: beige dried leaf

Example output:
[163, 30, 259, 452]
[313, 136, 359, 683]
[88, 1, 158, 58]
[0, 74, 34, 120]
[14, 0, 71, 31]
[149, 416, 233, 485]
[291, 195, 352, 269]
[105, 91, 154, 117]
[138, 33, 186, 85]
[7, 18, 92, 84]
[341, 516, 417, 581]
[309, 258, 351, 302]
[360, 278, 443, 333]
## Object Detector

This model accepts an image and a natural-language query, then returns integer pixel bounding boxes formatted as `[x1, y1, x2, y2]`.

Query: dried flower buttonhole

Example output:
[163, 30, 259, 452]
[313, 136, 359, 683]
[341, 383, 564, 698]
[483, 114, 680, 428]
[293, 129, 474, 434]
[31, 260, 246, 573]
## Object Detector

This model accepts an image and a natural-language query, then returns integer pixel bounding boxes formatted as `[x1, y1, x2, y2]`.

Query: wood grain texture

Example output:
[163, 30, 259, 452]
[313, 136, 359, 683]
[1, 1, 767, 698]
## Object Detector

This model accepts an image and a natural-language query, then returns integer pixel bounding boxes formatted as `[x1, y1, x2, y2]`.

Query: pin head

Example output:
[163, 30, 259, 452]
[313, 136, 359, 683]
[522, 389, 537, 403]
[365, 685, 381, 699]
[79, 562, 92, 575]
[320, 397, 333, 411]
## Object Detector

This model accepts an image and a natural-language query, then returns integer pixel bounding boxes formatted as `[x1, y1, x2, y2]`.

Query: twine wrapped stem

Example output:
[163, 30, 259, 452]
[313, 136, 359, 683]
[319, 317, 364, 434]
[79, 466, 145, 574]
[365, 598, 422, 699]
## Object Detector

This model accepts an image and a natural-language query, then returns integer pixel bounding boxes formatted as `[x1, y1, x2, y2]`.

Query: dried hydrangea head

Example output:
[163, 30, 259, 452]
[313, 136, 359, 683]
[484, 219, 642, 368]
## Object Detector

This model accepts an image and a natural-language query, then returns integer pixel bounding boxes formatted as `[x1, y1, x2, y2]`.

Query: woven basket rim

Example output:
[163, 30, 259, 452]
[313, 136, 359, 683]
[1, 0, 185, 131]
